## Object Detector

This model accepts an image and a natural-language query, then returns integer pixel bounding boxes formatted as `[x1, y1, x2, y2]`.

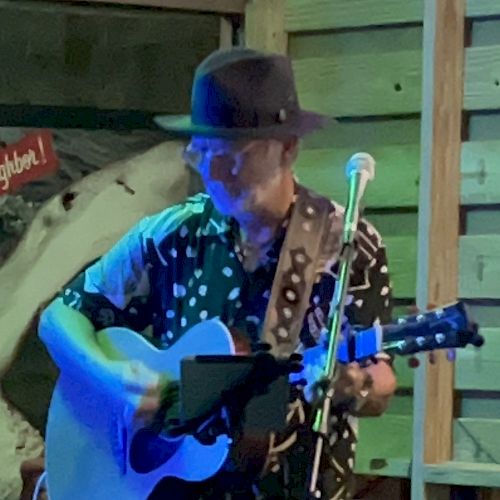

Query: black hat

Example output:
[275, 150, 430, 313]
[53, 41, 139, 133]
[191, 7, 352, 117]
[154, 47, 330, 139]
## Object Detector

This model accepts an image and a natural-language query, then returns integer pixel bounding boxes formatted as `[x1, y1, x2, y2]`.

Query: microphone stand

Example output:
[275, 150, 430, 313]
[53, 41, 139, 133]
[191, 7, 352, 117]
[307, 153, 375, 499]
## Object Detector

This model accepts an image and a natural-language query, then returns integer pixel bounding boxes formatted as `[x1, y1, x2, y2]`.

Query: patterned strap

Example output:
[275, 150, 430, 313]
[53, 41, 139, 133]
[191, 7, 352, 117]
[262, 186, 332, 358]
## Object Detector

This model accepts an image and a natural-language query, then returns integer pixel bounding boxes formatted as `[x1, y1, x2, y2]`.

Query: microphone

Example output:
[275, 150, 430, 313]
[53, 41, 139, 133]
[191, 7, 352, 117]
[307, 152, 376, 496]
[343, 152, 376, 244]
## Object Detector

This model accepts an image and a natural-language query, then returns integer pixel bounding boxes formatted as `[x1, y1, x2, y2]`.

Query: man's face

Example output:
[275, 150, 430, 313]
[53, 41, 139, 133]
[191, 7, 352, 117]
[184, 136, 289, 218]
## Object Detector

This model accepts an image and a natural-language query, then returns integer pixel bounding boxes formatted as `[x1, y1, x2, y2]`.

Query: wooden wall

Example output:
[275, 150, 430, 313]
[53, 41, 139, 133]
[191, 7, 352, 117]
[0, 1, 221, 116]
[287, 9, 421, 482]
[443, 15, 500, 493]
[284, 0, 500, 494]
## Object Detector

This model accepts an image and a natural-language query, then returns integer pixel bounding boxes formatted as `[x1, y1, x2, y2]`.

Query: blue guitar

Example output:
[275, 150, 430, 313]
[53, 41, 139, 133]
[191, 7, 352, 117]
[45, 302, 482, 500]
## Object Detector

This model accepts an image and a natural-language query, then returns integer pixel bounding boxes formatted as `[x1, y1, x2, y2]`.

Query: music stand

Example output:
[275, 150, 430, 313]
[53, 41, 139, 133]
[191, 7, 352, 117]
[180, 354, 290, 435]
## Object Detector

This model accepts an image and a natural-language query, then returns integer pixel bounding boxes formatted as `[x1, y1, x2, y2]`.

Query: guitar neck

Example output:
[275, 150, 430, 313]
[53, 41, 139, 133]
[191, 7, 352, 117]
[349, 301, 481, 361]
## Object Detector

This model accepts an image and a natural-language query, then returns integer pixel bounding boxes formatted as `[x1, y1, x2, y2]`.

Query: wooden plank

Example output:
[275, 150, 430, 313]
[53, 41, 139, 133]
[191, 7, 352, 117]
[454, 418, 500, 463]
[321, 233, 500, 300]
[470, 112, 500, 141]
[393, 305, 414, 319]
[0, 2, 220, 113]
[466, 304, 500, 327]
[296, 144, 420, 207]
[467, 1, 500, 18]
[346, 234, 500, 300]
[355, 414, 413, 476]
[412, 0, 465, 498]
[461, 398, 500, 419]
[386, 395, 414, 415]
[244, 0, 287, 54]
[285, 0, 422, 32]
[53, 0, 246, 14]
[465, 46, 500, 111]
[285, 0, 500, 32]
[392, 357, 415, 389]
[459, 236, 500, 299]
[385, 236, 417, 299]
[471, 18, 500, 47]
[365, 213, 418, 236]
[293, 50, 422, 117]
[302, 118, 421, 152]
[292, 45, 499, 117]
[461, 140, 500, 205]
[219, 16, 234, 49]
[296, 139, 500, 209]
[355, 458, 412, 478]
[289, 25, 423, 60]
[466, 210, 500, 235]
[295, 145, 420, 208]
[456, 328, 500, 390]
[424, 462, 500, 488]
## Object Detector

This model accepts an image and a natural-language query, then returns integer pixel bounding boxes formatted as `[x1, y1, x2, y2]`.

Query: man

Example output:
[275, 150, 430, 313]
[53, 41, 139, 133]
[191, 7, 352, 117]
[39, 47, 396, 499]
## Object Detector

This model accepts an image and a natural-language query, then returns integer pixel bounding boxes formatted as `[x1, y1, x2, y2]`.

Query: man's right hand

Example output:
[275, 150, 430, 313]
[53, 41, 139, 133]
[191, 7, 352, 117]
[105, 360, 174, 424]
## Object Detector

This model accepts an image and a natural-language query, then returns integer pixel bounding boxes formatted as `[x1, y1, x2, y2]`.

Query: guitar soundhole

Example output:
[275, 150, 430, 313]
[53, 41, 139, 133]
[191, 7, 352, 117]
[129, 428, 184, 474]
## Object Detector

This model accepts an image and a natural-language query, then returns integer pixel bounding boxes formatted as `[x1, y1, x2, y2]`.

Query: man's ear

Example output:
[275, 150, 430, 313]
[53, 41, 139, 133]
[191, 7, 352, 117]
[281, 136, 300, 167]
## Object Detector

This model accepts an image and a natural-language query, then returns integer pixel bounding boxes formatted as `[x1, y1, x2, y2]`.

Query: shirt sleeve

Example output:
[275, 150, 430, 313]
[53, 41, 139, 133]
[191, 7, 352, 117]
[59, 217, 153, 332]
[345, 219, 393, 361]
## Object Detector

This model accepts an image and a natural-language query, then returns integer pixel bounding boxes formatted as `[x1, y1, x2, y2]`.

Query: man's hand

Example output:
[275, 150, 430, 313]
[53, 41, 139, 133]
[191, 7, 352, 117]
[311, 360, 396, 417]
[105, 360, 175, 424]
[332, 362, 372, 407]
[355, 360, 396, 416]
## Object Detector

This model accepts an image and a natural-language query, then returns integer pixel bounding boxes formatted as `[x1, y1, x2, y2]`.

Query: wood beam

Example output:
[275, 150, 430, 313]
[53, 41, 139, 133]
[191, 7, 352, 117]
[424, 462, 500, 488]
[219, 16, 234, 49]
[285, 0, 500, 32]
[52, 0, 246, 14]
[244, 0, 287, 54]
[411, 0, 466, 498]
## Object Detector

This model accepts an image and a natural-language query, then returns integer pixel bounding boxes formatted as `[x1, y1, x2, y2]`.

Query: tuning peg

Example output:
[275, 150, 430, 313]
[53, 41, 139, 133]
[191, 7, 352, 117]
[447, 348, 457, 362]
[408, 356, 420, 368]
[428, 352, 436, 365]
[472, 332, 485, 348]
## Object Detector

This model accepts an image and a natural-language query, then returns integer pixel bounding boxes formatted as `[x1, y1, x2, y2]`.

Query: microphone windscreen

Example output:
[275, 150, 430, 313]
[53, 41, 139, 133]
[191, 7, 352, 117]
[345, 152, 375, 180]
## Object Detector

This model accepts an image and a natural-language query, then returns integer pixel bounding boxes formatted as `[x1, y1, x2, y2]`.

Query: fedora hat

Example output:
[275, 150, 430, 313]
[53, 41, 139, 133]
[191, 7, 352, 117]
[154, 47, 330, 139]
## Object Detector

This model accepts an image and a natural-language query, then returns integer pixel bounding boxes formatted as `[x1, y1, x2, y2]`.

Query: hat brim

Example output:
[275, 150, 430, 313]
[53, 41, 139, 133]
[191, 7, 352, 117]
[154, 110, 332, 139]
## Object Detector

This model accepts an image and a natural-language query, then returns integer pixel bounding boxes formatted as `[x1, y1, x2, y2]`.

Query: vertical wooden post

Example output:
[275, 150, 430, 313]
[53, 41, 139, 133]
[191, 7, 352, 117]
[219, 16, 234, 49]
[411, 0, 466, 498]
[244, 0, 287, 54]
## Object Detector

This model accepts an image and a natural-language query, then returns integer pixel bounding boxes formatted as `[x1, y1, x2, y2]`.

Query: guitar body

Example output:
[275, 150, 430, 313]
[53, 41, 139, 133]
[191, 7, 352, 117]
[45, 319, 235, 500]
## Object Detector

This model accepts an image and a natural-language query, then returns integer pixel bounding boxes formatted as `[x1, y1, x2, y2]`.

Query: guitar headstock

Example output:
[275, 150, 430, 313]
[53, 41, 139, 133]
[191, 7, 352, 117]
[291, 302, 484, 402]
[380, 301, 484, 357]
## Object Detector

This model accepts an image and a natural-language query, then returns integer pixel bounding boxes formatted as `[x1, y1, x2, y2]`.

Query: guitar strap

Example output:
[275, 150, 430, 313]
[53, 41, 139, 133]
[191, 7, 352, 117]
[261, 185, 333, 358]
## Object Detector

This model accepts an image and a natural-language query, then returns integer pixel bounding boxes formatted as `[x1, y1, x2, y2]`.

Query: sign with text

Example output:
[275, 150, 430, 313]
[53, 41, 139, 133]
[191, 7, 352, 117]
[0, 131, 59, 195]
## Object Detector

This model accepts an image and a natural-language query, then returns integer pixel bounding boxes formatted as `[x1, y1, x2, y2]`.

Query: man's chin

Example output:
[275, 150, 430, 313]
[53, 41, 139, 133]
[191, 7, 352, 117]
[210, 194, 247, 217]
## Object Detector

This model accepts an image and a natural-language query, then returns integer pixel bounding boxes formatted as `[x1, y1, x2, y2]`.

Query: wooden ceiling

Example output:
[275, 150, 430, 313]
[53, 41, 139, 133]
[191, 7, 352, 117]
[52, 0, 247, 14]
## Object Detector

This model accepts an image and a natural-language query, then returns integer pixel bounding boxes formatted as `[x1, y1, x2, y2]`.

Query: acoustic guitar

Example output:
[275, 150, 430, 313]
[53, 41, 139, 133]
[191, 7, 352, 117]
[45, 302, 482, 499]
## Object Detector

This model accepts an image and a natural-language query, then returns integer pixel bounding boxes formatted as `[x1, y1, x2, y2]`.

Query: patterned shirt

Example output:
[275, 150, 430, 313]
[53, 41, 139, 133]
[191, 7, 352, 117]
[61, 189, 392, 499]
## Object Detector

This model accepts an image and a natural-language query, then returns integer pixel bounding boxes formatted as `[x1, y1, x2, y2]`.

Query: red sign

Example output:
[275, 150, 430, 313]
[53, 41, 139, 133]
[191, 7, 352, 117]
[0, 131, 59, 195]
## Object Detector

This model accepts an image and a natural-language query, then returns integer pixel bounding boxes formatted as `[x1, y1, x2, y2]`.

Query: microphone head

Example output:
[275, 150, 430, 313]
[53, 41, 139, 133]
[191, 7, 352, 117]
[345, 152, 376, 180]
